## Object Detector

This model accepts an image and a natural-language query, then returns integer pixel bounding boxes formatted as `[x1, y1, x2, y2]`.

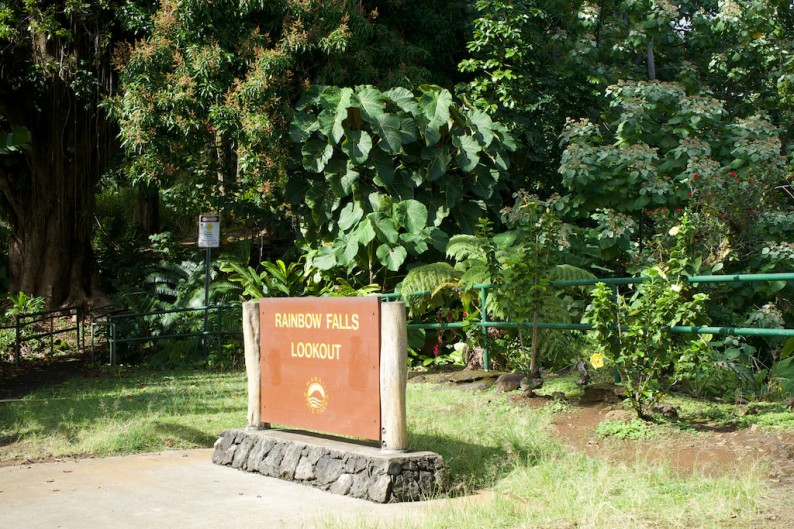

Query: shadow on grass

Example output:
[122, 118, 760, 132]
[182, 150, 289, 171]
[408, 431, 553, 493]
[153, 421, 220, 446]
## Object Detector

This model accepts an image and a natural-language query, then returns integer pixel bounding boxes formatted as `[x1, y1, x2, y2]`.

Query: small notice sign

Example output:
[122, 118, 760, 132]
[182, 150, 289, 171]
[198, 215, 220, 248]
[259, 297, 381, 440]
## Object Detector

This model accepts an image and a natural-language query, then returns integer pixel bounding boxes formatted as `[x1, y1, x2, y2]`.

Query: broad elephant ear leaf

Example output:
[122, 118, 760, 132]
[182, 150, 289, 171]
[373, 113, 403, 154]
[353, 85, 385, 125]
[376, 244, 407, 271]
[302, 139, 334, 173]
[342, 129, 372, 165]
[393, 199, 428, 234]
[384, 87, 419, 115]
[452, 134, 481, 173]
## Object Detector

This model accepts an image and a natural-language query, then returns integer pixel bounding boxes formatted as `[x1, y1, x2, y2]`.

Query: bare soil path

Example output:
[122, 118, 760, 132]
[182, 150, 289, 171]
[549, 401, 794, 528]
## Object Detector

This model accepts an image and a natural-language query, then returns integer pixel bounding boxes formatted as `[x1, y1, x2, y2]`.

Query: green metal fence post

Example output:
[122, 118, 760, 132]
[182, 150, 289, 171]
[216, 304, 223, 358]
[14, 314, 20, 367]
[480, 286, 489, 371]
[80, 308, 85, 357]
[109, 321, 116, 366]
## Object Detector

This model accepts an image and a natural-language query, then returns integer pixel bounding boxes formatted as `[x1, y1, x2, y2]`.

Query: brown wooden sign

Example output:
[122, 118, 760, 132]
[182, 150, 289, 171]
[259, 297, 381, 440]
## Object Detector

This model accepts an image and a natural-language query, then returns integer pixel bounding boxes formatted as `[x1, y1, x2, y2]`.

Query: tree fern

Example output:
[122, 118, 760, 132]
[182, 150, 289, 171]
[550, 264, 597, 283]
[398, 262, 461, 315]
[446, 234, 486, 263]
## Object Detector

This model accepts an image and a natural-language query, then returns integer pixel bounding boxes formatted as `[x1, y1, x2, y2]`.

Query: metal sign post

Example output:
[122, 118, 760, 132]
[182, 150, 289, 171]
[199, 215, 220, 356]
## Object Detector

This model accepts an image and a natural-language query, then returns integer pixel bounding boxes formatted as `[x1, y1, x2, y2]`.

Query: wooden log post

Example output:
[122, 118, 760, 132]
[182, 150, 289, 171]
[243, 301, 266, 430]
[379, 301, 408, 452]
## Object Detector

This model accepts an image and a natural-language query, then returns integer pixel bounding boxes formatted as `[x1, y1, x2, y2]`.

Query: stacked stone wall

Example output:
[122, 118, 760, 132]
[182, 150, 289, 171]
[212, 429, 446, 503]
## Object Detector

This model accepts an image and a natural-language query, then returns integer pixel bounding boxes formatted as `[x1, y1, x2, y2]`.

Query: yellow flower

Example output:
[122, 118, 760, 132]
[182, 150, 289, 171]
[590, 352, 605, 369]
[668, 226, 680, 236]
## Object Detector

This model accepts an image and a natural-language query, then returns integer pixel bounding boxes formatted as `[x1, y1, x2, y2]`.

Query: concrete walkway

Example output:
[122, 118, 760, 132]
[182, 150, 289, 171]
[0, 450, 481, 529]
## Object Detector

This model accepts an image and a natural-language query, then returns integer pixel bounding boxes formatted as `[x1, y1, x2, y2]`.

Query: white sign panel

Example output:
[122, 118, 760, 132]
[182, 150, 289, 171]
[198, 215, 220, 248]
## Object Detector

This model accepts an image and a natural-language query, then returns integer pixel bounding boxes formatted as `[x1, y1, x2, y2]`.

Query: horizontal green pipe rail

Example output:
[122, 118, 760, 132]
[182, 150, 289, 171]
[106, 304, 242, 365]
[409, 321, 794, 337]
[107, 304, 238, 321]
[18, 326, 80, 343]
[111, 329, 242, 345]
[387, 273, 794, 296]
[6, 306, 84, 367]
[388, 272, 794, 371]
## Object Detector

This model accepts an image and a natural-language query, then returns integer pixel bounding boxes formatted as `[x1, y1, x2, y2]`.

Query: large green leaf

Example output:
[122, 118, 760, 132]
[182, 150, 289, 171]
[441, 176, 464, 208]
[467, 109, 494, 147]
[289, 112, 319, 143]
[492, 122, 517, 151]
[317, 109, 337, 139]
[372, 214, 398, 243]
[393, 199, 428, 233]
[369, 148, 395, 185]
[302, 139, 334, 173]
[374, 113, 403, 154]
[353, 85, 385, 124]
[338, 202, 363, 232]
[384, 87, 419, 115]
[331, 87, 353, 143]
[470, 169, 496, 199]
[419, 86, 452, 130]
[376, 244, 407, 271]
[399, 231, 429, 255]
[342, 129, 372, 165]
[355, 216, 377, 245]
[418, 87, 452, 146]
[305, 183, 340, 224]
[399, 117, 419, 144]
[313, 245, 337, 270]
[339, 164, 360, 195]
[335, 236, 359, 265]
[771, 357, 794, 397]
[453, 134, 481, 172]
[422, 146, 451, 181]
[426, 227, 449, 252]
[368, 193, 388, 213]
[295, 85, 324, 111]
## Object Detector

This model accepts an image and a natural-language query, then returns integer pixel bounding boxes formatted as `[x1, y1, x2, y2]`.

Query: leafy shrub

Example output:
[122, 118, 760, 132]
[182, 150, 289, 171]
[585, 217, 711, 418]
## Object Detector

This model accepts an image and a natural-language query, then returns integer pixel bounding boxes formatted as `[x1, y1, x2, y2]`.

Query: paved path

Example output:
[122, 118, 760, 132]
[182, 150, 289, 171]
[0, 450, 479, 529]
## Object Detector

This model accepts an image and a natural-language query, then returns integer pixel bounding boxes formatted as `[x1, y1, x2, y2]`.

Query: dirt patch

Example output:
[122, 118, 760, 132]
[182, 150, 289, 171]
[549, 402, 794, 476]
[547, 400, 794, 529]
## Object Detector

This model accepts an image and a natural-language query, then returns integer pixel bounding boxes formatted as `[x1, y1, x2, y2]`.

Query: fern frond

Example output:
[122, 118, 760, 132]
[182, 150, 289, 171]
[399, 262, 461, 315]
[458, 263, 492, 289]
[446, 235, 485, 263]
[400, 263, 460, 296]
[550, 264, 597, 282]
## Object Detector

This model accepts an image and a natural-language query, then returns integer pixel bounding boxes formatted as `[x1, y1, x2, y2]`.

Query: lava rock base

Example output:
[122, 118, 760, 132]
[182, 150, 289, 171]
[212, 429, 446, 503]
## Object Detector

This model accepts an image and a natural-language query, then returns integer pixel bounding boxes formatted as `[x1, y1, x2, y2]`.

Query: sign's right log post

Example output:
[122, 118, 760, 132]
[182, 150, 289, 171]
[379, 301, 407, 451]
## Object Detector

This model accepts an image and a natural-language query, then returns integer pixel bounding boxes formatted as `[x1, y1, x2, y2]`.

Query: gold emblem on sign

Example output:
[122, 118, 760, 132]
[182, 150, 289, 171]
[305, 377, 329, 414]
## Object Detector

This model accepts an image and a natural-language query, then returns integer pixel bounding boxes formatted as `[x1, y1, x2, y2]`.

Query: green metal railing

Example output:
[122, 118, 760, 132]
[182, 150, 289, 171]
[102, 304, 242, 365]
[0, 306, 83, 367]
[380, 272, 794, 371]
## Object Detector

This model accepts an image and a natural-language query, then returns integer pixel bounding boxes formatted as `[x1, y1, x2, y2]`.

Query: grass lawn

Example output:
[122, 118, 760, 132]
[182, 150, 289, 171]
[1, 368, 790, 528]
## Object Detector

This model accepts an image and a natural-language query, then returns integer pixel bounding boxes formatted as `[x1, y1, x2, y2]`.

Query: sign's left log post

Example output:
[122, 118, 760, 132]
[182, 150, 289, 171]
[243, 301, 267, 430]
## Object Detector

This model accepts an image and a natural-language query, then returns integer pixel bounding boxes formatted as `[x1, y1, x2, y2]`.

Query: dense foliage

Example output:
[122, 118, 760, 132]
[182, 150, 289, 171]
[287, 84, 515, 285]
[1, 1, 792, 403]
